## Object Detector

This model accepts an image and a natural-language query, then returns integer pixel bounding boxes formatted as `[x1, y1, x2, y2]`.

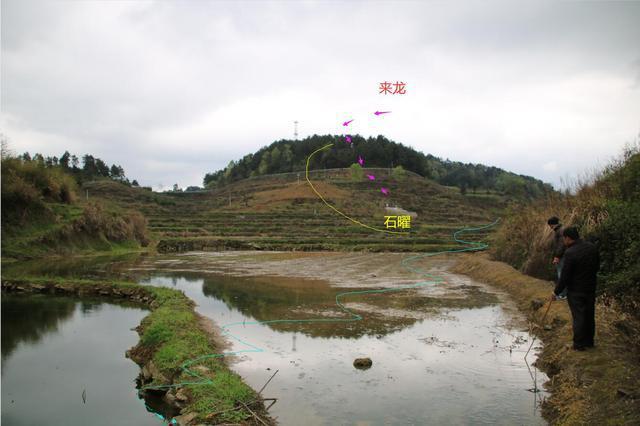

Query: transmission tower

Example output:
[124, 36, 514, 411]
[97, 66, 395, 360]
[294, 120, 299, 140]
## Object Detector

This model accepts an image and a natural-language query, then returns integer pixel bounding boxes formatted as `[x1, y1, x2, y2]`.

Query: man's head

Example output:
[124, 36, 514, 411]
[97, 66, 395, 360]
[547, 216, 560, 230]
[562, 226, 580, 246]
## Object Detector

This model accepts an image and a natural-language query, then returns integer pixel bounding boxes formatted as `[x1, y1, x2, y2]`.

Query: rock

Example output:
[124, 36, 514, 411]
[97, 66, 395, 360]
[193, 365, 210, 374]
[141, 361, 167, 383]
[543, 325, 552, 331]
[175, 388, 189, 403]
[141, 365, 153, 381]
[173, 412, 197, 425]
[353, 357, 373, 370]
[163, 391, 177, 405]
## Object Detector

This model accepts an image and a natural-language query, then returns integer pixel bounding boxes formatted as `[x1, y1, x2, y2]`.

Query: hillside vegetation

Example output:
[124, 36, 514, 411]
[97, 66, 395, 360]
[3, 137, 554, 258]
[1, 152, 149, 260]
[85, 166, 509, 253]
[204, 135, 553, 198]
[491, 143, 640, 313]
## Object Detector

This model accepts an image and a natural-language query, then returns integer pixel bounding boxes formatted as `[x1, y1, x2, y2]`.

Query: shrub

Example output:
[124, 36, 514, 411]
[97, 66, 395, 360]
[491, 144, 640, 314]
[349, 163, 364, 181]
[67, 202, 150, 247]
[1, 157, 78, 225]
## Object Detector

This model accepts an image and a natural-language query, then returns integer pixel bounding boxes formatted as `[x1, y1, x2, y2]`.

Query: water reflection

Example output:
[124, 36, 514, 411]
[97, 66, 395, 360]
[139, 273, 545, 425]
[141, 272, 454, 339]
[2, 294, 76, 361]
[1, 294, 162, 426]
[4, 253, 547, 425]
[1, 252, 144, 279]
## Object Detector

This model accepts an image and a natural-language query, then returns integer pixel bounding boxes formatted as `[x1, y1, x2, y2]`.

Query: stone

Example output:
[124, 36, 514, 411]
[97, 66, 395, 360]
[163, 391, 177, 405]
[173, 412, 197, 425]
[175, 388, 189, 403]
[353, 357, 373, 370]
[193, 365, 210, 374]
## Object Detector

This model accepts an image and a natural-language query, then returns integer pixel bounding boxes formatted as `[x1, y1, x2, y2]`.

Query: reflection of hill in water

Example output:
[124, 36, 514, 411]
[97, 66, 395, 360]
[196, 272, 420, 339]
[1, 252, 143, 280]
[1, 295, 77, 361]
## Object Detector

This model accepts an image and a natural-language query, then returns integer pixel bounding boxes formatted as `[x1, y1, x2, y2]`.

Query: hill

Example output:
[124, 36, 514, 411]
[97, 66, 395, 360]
[85, 166, 509, 253]
[1, 153, 149, 260]
[203, 134, 554, 198]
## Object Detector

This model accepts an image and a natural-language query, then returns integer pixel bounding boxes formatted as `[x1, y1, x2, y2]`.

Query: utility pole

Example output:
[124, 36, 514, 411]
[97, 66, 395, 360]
[294, 121, 298, 140]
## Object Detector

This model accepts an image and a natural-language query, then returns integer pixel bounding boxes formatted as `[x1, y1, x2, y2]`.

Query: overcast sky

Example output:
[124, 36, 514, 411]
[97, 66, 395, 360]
[2, 0, 639, 190]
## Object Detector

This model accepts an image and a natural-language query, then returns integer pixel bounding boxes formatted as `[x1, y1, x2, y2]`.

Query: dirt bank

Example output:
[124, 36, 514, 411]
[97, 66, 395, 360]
[451, 253, 640, 425]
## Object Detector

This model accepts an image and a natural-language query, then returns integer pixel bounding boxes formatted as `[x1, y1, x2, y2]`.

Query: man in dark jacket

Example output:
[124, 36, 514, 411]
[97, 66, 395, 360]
[547, 216, 567, 299]
[552, 227, 600, 351]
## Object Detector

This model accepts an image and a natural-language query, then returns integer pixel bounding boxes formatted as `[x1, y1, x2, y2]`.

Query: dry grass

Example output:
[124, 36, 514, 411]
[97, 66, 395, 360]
[250, 180, 350, 207]
[452, 253, 640, 426]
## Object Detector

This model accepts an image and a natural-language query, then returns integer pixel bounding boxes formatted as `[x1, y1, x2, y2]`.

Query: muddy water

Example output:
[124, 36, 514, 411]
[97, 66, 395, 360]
[134, 253, 547, 425]
[4, 252, 547, 425]
[1, 294, 163, 426]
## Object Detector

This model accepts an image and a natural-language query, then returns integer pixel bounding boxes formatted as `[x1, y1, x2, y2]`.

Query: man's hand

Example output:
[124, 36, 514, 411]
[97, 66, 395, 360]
[552, 257, 560, 265]
[550, 293, 558, 301]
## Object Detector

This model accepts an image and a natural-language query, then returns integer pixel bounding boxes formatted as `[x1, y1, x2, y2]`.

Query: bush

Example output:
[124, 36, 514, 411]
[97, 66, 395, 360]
[591, 200, 640, 304]
[392, 165, 407, 181]
[1, 157, 77, 225]
[65, 202, 150, 247]
[349, 163, 364, 181]
[491, 145, 640, 314]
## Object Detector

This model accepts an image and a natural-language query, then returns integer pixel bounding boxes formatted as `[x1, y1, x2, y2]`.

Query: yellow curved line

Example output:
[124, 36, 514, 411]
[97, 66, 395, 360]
[305, 143, 408, 235]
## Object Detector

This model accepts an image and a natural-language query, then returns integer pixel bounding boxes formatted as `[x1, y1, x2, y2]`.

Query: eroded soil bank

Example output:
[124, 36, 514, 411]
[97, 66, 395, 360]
[451, 253, 640, 425]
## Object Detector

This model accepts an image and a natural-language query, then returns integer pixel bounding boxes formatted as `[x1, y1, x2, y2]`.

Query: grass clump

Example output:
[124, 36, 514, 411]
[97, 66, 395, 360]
[491, 143, 640, 313]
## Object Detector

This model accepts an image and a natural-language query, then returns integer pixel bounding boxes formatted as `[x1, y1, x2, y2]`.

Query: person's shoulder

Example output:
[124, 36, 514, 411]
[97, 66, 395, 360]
[564, 243, 579, 257]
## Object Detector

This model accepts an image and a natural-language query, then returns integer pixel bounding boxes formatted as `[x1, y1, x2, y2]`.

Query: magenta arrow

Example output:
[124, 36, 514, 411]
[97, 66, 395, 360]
[374, 111, 391, 116]
[358, 156, 364, 166]
[343, 119, 354, 126]
[381, 187, 390, 195]
[366, 174, 375, 181]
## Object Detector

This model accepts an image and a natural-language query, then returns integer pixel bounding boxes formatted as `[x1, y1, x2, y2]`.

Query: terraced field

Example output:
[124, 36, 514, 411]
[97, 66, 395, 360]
[85, 169, 507, 252]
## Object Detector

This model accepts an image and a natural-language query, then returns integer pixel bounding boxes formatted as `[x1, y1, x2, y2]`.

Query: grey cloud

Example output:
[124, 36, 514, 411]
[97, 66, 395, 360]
[2, 0, 639, 189]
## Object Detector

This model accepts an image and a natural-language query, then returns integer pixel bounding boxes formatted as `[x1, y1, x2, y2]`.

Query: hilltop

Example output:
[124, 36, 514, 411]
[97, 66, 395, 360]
[203, 134, 553, 199]
[2, 137, 552, 258]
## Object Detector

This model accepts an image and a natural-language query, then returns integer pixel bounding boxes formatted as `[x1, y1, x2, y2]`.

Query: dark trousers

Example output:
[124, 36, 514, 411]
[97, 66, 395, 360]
[567, 292, 596, 349]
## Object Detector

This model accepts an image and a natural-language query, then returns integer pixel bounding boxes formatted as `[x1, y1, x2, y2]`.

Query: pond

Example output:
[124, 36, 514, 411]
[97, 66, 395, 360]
[3, 252, 547, 425]
[1, 294, 164, 426]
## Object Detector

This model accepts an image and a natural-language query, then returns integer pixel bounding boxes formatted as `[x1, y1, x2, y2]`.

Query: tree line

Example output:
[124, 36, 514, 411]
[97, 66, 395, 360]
[17, 151, 139, 187]
[203, 134, 554, 199]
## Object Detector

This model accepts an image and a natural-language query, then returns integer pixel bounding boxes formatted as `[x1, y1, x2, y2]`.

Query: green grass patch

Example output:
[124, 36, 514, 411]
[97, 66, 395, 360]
[1, 276, 266, 423]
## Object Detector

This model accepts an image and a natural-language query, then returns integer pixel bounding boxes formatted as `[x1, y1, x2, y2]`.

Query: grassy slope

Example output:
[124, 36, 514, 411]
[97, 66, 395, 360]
[452, 254, 640, 425]
[1, 196, 146, 261]
[85, 169, 508, 253]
